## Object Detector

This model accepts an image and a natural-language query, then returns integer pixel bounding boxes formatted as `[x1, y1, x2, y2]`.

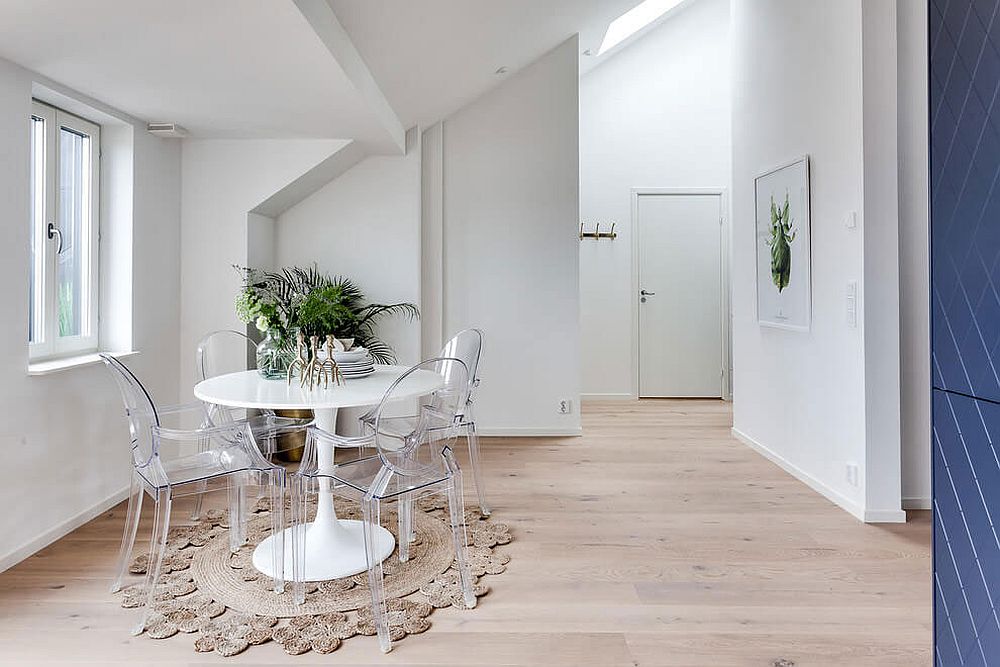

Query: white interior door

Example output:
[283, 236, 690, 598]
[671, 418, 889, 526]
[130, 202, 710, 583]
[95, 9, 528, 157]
[637, 193, 723, 397]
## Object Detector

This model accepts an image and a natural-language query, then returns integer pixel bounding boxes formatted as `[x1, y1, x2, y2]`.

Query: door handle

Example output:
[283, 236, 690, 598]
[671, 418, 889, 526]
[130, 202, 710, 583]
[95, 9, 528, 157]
[47, 222, 63, 254]
[640, 290, 656, 296]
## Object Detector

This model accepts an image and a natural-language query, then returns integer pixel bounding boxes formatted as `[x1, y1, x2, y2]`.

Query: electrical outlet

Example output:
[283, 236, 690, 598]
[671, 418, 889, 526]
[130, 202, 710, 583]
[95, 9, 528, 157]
[846, 462, 860, 487]
[557, 399, 572, 414]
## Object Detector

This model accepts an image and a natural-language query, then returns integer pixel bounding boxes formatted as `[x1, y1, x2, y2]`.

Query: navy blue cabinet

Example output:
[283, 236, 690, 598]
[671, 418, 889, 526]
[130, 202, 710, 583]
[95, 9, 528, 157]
[933, 390, 1000, 664]
[931, 0, 1000, 663]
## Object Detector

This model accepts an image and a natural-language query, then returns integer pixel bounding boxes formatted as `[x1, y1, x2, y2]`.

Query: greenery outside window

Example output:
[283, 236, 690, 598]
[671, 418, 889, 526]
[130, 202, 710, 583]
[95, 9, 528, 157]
[29, 100, 101, 361]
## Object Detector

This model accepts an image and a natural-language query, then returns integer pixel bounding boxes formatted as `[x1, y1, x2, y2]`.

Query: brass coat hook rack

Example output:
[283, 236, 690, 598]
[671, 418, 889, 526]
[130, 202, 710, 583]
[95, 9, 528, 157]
[579, 221, 617, 240]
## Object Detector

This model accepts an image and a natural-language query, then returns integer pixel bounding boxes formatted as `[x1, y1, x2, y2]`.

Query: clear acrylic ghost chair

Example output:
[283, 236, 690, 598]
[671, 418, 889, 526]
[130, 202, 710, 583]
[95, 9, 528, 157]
[101, 354, 287, 636]
[196, 329, 313, 457]
[194, 330, 312, 518]
[292, 358, 476, 653]
[361, 329, 488, 517]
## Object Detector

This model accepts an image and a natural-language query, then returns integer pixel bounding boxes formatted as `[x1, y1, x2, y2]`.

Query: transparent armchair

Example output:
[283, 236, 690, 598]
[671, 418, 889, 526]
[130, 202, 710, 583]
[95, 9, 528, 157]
[361, 328, 489, 516]
[194, 330, 311, 519]
[101, 354, 287, 636]
[292, 358, 476, 653]
[196, 329, 313, 459]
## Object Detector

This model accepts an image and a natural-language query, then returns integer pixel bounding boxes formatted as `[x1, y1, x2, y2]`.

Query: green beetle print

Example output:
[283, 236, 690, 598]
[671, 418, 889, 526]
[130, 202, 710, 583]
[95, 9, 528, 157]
[765, 194, 795, 292]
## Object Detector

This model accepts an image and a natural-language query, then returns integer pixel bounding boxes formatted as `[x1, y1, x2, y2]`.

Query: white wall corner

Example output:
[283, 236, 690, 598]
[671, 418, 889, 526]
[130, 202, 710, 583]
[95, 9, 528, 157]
[861, 0, 904, 521]
[896, 0, 931, 515]
[420, 122, 445, 359]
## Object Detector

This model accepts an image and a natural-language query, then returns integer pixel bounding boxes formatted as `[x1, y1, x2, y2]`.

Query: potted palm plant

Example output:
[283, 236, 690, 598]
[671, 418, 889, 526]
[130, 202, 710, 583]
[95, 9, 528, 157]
[235, 265, 418, 373]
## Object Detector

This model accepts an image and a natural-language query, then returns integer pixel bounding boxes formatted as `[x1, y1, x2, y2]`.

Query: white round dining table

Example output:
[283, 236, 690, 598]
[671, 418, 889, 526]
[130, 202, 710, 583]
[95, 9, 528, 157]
[193, 365, 443, 582]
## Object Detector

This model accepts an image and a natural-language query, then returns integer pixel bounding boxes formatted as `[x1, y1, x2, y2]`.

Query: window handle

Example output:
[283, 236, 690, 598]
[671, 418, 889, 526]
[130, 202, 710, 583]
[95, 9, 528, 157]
[47, 222, 62, 254]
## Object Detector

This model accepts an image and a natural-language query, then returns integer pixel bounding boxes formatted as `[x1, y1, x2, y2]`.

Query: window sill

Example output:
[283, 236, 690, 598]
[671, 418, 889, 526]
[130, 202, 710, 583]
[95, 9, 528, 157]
[28, 350, 139, 376]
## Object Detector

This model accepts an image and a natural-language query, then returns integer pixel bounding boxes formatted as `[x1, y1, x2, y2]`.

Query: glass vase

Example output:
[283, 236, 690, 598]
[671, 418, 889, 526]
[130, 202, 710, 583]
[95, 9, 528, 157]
[256, 329, 293, 380]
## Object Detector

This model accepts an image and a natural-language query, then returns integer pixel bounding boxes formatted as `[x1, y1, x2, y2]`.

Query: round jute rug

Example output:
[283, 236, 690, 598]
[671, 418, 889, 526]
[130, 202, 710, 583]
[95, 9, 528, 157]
[116, 495, 512, 658]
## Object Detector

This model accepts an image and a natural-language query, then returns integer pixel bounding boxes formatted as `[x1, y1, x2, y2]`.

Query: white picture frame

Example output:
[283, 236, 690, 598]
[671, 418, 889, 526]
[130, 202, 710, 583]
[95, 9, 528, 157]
[754, 155, 811, 331]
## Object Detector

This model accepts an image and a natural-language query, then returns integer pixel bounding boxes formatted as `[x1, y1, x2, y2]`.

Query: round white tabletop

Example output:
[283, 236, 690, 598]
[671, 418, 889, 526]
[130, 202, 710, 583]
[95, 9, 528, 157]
[193, 365, 443, 412]
[193, 366, 443, 582]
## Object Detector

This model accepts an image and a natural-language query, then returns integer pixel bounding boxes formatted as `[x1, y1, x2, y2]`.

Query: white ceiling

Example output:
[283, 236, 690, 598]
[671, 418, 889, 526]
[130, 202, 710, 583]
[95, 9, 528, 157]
[0, 0, 389, 140]
[331, 0, 645, 128]
[0, 0, 686, 139]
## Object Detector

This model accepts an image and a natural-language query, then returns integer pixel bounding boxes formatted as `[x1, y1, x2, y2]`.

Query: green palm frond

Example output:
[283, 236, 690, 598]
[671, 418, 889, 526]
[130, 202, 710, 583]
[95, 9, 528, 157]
[234, 264, 418, 364]
[360, 336, 397, 364]
[356, 303, 420, 330]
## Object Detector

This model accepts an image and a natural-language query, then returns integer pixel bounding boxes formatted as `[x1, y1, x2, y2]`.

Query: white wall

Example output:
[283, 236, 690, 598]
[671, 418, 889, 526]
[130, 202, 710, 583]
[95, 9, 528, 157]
[275, 130, 422, 367]
[897, 0, 930, 509]
[731, 0, 903, 522]
[0, 57, 183, 570]
[178, 139, 345, 397]
[435, 36, 581, 435]
[580, 0, 731, 399]
[421, 122, 445, 360]
[860, 0, 903, 522]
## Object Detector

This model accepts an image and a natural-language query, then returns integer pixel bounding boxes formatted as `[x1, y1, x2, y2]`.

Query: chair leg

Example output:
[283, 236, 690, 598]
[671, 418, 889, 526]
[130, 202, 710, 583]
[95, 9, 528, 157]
[291, 475, 309, 606]
[269, 468, 286, 594]
[466, 421, 490, 517]
[190, 434, 210, 520]
[110, 472, 143, 593]
[362, 493, 392, 653]
[189, 482, 207, 521]
[228, 472, 246, 553]
[397, 492, 413, 562]
[444, 457, 477, 610]
[132, 488, 171, 636]
[257, 431, 277, 500]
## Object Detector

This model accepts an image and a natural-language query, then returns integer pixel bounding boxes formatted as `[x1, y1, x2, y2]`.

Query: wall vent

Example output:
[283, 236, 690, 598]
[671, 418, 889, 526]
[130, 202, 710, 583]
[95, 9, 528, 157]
[146, 122, 188, 138]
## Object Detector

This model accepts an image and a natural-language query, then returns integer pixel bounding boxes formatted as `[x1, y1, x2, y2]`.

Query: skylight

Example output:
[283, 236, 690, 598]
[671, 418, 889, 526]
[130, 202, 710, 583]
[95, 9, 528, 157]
[598, 0, 684, 55]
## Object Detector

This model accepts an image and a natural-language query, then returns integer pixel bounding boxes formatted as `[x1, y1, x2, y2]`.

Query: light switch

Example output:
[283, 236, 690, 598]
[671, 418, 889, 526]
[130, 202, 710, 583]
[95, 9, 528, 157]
[846, 281, 858, 328]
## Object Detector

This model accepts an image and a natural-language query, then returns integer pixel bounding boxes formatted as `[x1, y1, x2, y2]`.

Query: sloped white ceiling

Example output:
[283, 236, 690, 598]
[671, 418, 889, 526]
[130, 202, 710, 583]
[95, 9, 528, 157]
[0, 0, 688, 139]
[331, 0, 644, 128]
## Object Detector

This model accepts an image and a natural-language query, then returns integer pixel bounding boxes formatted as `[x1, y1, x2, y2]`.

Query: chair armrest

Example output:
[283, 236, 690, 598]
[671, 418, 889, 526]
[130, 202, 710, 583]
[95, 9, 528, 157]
[313, 425, 374, 447]
[151, 419, 251, 446]
[158, 401, 210, 416]
[297, 428, 375, 475]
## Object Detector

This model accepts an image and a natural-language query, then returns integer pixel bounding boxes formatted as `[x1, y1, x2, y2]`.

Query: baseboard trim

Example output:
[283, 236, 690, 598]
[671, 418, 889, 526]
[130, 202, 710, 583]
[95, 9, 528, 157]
[477, 427, 583, 437]
[731, 427, 867, 522]
[0, 484, 129, 574]
[902, 497, 932, 510]
[581, 393, 636, 401]
[864, 508, 909, 523]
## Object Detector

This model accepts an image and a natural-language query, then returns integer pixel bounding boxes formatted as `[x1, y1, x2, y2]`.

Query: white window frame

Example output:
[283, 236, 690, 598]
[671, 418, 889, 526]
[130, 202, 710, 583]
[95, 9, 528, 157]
[29, 100, 101, 362]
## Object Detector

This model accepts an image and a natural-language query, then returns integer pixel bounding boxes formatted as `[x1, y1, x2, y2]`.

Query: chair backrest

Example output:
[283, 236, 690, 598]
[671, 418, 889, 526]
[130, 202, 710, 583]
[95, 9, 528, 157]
[100, 353, 158, 469]
[440, 328, 482, 394]
[372, 357, 470, 477]
[196, 329, 257, 382]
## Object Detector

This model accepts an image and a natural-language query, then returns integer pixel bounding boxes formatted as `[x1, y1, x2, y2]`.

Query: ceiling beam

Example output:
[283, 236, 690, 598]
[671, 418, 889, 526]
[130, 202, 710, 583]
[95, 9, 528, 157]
[293, 0, 406, 154]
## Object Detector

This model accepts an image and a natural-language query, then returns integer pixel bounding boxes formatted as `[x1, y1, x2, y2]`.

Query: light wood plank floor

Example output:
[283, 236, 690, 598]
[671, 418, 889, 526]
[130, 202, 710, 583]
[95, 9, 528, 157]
[0, 400, 931, 666]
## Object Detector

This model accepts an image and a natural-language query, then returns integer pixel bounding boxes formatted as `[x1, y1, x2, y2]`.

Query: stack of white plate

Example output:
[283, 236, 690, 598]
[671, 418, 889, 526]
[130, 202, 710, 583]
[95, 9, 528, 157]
[332, 347, 375, 379]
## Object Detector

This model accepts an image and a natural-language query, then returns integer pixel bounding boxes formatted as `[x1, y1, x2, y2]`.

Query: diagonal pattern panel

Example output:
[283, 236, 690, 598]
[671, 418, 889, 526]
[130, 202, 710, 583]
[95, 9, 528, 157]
[932, 0, 1000, 664]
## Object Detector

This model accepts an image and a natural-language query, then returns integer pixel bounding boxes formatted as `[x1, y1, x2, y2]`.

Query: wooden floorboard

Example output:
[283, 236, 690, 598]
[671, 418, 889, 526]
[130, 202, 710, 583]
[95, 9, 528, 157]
[0, 399, 931, 665]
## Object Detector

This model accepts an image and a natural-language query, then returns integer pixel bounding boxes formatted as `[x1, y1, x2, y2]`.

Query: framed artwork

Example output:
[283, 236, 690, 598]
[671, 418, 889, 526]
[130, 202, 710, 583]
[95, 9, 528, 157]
[755, 155, 811, 331]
